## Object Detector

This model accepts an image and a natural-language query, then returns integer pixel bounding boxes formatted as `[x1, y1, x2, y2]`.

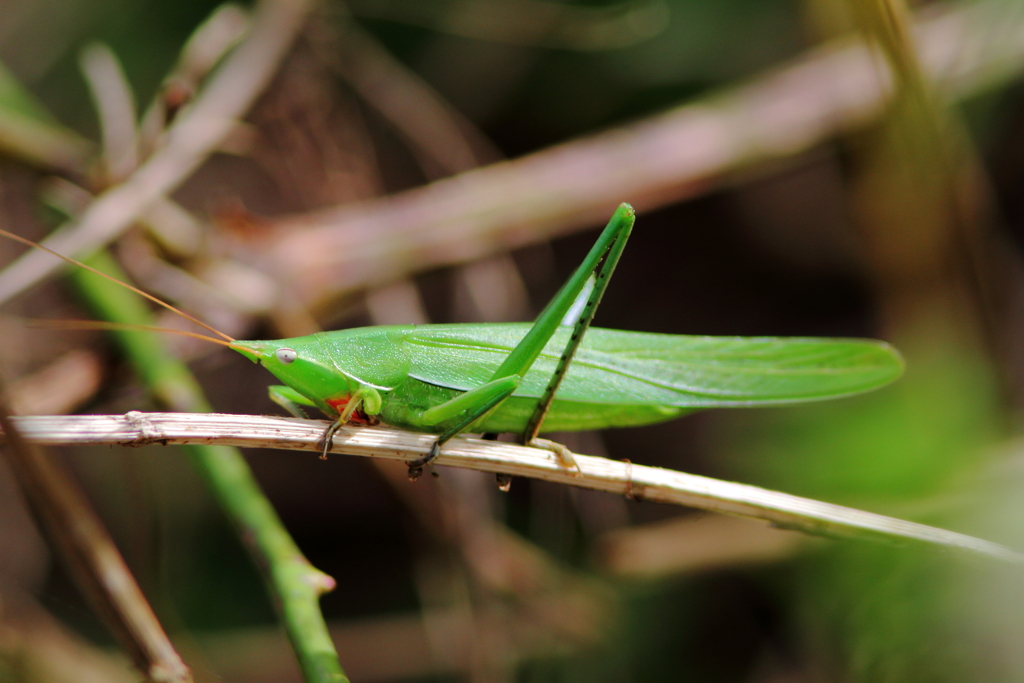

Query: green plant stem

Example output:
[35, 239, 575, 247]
[71, 251, 347, 683]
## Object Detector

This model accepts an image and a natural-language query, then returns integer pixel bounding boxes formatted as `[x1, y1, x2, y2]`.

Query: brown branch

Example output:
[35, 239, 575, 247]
[595, 513, 810, 578]
[0, 0, 315, 306]
[8, 350, 104, 416]
[5, 411, 1022, 565]
[0, 401, 192, 682]
[80, 42, 140, 183]
[311, 18, 500, 175]
[250, 0, 1024, 309]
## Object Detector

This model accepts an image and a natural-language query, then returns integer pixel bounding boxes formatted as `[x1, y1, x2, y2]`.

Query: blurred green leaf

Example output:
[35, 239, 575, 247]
[0, 59, 93, 172]
[714, 340, 1001, 502]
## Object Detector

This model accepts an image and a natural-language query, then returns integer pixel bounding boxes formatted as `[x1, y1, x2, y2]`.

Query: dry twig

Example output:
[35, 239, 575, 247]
[0, 0, 314, 306]
[0, 401, 192, 682]
[312, 18, 500, 175]
[6, 411, 1022, 565]
[252, 0, 1024, 308]
[8, 350, 104, 416]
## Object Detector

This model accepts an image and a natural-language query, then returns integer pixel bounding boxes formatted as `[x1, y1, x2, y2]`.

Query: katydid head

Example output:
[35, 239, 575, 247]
[231, 338, 314, 367]
[230, 335, 359, 410]
[231, 327, 411, 412]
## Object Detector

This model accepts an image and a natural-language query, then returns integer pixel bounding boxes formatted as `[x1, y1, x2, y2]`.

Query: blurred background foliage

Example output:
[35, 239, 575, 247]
[3, 0, 1024, 681]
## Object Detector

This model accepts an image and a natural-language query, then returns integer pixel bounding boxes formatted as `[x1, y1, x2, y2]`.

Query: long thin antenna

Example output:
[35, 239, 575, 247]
[30, 319, 239, 350]
[0, 228, 235, 343]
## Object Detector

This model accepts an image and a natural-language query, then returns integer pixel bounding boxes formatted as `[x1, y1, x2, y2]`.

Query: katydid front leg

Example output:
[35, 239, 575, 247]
[406, 203, 635, 479]
[318, 385, 382, 460]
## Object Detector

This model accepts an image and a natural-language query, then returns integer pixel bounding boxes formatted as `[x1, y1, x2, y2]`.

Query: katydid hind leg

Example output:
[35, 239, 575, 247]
[486, 203, 635, 387]
[531, 437, 580, 473]
[407, 203, 634, 481]
[520, 203, 634, 466]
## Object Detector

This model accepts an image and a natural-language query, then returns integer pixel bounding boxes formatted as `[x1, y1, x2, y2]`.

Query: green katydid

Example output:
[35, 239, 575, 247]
[1, 203, 904, 480]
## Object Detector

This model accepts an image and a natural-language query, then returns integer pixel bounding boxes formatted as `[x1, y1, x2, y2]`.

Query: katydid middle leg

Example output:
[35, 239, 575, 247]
[405, 203, 635, 479]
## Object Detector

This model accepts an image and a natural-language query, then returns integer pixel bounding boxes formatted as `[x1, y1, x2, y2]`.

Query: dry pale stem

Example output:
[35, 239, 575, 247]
[5, 411, 1022, 565]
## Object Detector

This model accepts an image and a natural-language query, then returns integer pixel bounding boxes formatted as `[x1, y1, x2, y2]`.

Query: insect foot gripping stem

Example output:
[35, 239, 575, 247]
[480, 433, 513, 492]
[317, 418, 345, 460]
[317, 390, 378, 460]
[529, 438, 582, 476]
[407, 441, 441, 481]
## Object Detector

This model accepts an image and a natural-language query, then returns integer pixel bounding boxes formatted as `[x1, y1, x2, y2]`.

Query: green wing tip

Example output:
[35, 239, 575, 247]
[858, 339, 905, 390]
[878, 340, 907, 377]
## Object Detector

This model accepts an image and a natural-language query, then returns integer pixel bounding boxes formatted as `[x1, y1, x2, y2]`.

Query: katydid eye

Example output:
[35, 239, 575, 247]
[276, 348, 297, 364]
